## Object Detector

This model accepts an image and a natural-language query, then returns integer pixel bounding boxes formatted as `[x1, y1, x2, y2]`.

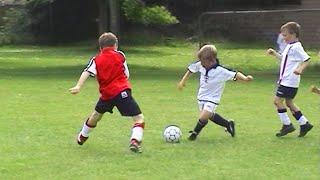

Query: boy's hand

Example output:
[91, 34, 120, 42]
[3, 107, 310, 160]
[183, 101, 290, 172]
[293, 68, 302, 75]
[266, 48, 276, 56]
[246, 75, 253, 81]
[69, 86, 81, 94]
[177, 82, 185, 91]
[310, 85, 320, 94]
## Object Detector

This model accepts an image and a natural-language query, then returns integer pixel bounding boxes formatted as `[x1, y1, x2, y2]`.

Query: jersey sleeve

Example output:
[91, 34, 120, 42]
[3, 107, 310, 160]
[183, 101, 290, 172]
[84, 56, 97, 77]
[123, 61, 130, 78]
[187, 61, 201, 73]
[221, 67, 237, 81]
[294, 45, 310, 62]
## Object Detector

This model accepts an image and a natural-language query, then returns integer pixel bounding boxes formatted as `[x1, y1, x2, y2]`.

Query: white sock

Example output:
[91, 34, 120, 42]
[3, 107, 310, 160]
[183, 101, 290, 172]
[80, 120, 95, 137]
[130, 123, 144, 142]
[297, 116, 308, 126]
[278, 112, 291, 125]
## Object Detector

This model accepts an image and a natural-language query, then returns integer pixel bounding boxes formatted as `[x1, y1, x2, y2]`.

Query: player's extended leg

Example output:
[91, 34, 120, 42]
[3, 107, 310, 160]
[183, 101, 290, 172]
[77, 110, 103, 145]
[209, 113, 235, 137]
[274, 96, 295, 137]
[285, 99, 313, 137]
[188, 110, 212, 141]
[129, 114, 145, 153]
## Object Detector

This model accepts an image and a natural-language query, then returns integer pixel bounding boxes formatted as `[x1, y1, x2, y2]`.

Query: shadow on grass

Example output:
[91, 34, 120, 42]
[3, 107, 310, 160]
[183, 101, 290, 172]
[1, 63, 319, 81]
[0, 64, 186, 80]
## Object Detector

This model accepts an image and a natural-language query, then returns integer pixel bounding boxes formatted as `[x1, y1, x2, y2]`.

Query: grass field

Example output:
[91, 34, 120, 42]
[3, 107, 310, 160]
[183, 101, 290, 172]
[0, 40, 319, 179]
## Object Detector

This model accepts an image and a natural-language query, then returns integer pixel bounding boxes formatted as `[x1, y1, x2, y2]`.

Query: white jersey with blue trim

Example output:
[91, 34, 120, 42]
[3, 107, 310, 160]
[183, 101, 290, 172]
[279, 41, 310, 88]
[188, 61, 236, 104]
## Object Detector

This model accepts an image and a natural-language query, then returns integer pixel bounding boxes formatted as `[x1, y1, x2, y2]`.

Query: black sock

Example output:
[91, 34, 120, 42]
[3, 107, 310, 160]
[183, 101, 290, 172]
[209, 113, 229, 128]
[292, 111, 302, 121]
[193, 119, 208, 134]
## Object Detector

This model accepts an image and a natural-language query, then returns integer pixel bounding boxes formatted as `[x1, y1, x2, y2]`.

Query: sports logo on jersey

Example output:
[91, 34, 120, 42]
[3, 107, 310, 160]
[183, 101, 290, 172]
[121, 91, 128, 98]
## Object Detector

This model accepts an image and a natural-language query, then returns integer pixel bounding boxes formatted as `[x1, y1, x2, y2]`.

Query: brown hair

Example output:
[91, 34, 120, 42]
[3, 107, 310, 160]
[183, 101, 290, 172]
[197, 44, 217, 63]
[98, 32, 118, 48]
[280, 22, 301, 38]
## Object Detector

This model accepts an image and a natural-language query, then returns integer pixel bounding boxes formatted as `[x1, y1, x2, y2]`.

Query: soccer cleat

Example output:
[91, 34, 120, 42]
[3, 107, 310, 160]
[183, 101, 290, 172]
[276, 124, 295, 137]
[77, 133, 88, 145]
[188, 131, 198, 141]
[226, 120, 235, 137]
[129, 139, 142, 153]
[298, 122, 313, 137]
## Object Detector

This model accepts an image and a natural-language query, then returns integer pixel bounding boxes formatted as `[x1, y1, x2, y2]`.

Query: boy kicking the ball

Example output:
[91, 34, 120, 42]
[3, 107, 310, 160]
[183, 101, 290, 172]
[267, 22, 313, 137]
[178, 44, 253, 140]
[69, 32, 145, 153]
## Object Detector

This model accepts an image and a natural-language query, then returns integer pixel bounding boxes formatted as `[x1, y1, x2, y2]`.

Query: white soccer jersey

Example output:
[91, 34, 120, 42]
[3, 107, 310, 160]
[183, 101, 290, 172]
[188, 61, 237, 104]
[278, 42, 310, 88]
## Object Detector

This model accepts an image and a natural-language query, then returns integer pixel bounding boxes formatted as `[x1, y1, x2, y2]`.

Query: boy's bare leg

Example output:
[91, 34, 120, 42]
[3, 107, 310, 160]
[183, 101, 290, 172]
[273, 96, 295, 136]
[129, 114, 145, 153]
[77, 111, 103, 145]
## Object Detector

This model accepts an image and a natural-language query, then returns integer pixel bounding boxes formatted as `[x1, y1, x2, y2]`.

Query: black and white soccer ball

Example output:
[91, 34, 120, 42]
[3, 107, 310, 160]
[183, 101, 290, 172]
[163, 125, 182, 143]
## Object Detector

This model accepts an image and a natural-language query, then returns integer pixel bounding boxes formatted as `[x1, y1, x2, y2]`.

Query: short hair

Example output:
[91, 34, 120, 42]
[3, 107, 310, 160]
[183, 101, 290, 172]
[98, 32, 118, 48]
[197, 44, 217, 62]
[280, 22, 301, 38]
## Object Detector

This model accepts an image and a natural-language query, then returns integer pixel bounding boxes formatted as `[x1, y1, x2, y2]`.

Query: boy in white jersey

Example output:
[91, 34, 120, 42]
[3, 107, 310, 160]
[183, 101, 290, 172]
[267, 22, 313, 137]
[178, 44, 253, 140]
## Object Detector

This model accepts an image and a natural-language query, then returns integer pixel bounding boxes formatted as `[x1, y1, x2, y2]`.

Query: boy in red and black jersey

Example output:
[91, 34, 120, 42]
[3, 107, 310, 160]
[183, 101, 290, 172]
[70, 32, 145, 153]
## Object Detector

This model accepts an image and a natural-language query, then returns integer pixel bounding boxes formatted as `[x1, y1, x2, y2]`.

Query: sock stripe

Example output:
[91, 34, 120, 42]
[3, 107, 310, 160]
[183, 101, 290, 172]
[133, 122, 145, 129]
[277, 109, 287, 113]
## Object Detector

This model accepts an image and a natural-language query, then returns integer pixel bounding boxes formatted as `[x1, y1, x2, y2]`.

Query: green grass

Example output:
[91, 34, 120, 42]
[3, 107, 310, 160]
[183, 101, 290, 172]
[0, 41, 319, 179]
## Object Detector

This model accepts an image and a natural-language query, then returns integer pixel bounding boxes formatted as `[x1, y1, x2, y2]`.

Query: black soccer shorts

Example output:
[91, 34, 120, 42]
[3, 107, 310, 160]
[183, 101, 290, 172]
[95, 89, 142, 116]
[276, 85, 298, 99]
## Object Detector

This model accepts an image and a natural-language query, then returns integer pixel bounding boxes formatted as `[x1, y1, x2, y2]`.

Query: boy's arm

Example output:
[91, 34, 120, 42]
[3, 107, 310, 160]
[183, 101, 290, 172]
[235, 72, 253, 82]
[178, 70, 193, 90]
[69, 71, 91, 94]
[294, 60, 309, 75]
[267, 48, 282, 60]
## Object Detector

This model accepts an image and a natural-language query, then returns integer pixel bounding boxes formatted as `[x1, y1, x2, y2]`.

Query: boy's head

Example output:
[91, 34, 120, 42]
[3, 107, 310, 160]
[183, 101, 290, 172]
[280, 22, 300, 43]
[99, 32, 118, 49]
[197, 44, 217, 69]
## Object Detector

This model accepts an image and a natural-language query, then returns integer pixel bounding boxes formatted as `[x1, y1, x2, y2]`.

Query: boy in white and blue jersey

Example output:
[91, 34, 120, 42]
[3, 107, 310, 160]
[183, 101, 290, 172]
[267, 22, 313, 137]
[178, 44, 253, 140]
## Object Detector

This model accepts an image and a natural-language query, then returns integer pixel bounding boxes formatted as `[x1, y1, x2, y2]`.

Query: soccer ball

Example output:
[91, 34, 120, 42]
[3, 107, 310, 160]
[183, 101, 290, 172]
[163, 125, 182, 143]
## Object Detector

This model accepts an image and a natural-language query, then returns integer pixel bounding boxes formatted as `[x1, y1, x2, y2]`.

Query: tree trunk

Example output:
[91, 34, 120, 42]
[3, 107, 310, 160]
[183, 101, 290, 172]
[109, 0, 120, 35]
[97, 0, 109, 35]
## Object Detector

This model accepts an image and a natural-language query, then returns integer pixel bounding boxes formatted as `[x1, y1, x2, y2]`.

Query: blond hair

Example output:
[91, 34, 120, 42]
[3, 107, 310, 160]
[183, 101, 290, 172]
[99, 32, 118, 48]
[197, 44, 217, 63]
[281, 22, 301, 38]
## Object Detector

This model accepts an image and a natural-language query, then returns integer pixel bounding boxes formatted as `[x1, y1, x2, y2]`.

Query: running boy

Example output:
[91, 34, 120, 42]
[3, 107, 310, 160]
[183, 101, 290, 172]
[178, 44, 253, 140]
[267, 22, 313, 137]
[69, 32, 145, 153]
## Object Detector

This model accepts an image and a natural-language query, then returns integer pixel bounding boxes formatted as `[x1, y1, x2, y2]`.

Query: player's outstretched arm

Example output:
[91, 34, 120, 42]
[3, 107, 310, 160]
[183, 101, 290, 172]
[178, 70, 192, 90]
[310, 85, 320, 95]
[235, 72, 253, 82]
[69, 71, 90, 94]
[266, 48, 282, 60]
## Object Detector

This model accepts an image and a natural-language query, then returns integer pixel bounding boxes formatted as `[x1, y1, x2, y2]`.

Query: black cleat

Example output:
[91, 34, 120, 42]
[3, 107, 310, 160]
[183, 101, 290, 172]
[188, 131, 198, 141]
[226, 120, 235, 137]
[276, 124, 295, 137]
[298, 122, 313, 137]
[77, 133, 88, 145]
